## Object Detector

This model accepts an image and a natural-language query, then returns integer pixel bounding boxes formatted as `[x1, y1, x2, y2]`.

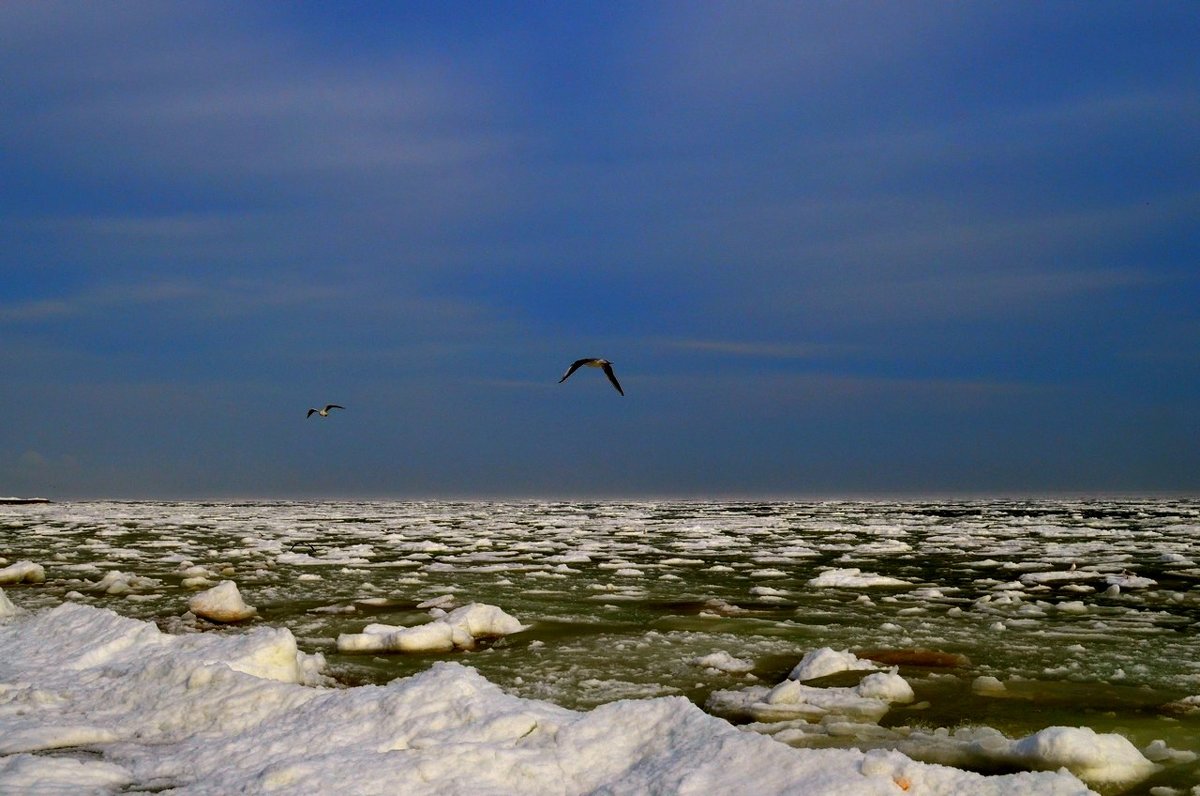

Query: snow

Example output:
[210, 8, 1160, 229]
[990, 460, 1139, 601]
[0, 601, 1095, 795]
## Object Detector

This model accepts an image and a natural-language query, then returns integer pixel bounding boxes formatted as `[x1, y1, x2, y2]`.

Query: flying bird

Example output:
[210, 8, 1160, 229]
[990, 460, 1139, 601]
[559, 358, 623, 395]
[307, 404, 344, 418]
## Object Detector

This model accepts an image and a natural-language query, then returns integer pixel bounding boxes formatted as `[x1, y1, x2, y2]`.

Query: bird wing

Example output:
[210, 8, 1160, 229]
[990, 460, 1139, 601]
[306, 409, 317, 418]
[325, 405, 345, 411]
[559, 359, 592, 383]
[601, 363, 624, 395]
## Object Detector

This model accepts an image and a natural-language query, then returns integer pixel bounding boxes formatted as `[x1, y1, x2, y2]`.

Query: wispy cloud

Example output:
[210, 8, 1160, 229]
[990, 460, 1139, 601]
[0, 277, 342, 325]
[1, 2, 517, 206]
[0, 299, 73, 323]
[657, 338, 856, 360]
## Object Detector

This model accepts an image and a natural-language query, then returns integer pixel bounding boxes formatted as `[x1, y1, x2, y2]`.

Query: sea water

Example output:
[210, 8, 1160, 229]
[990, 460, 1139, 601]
[2, 499, 1198, 793]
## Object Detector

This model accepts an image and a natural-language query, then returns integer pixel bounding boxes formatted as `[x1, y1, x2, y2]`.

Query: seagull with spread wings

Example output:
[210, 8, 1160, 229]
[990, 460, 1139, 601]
[558, 359, 624, 395]
[307, 404, 344, 418]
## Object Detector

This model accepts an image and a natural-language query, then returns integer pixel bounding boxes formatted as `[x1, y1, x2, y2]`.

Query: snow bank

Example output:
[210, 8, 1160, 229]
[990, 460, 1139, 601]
[337, 601, 528, 653]
[0, 561, 44, 585]
[0, 602, 1094, 795]
[187, 580, 257, 622]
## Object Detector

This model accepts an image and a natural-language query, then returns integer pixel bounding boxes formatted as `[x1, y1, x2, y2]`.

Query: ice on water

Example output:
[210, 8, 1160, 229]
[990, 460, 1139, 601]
[2, 498, 1200, 793]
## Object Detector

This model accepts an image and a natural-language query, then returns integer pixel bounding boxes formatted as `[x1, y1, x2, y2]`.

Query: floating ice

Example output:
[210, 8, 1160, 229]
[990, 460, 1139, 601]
[0, 561, 44, 585]
[753, 719, 1165, 791]
[709, 676, 909, 725]
[86, 570, 161, 595]
[1103, 572, 1156, 589]
[708, 652, 915, 726]
[855, 670, 916, 703]
[972, 676, 1007, 695]
[337, 602, 528, 653]
[691, 651, 755, 674]
[1008, 726, 1157, 788]
[187, 580, 257, 623]
[788, 647, 878, 681]
[807, 568, 910, 588]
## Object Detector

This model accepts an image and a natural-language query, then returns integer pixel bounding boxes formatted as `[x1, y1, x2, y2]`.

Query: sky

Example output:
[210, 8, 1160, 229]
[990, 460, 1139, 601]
[1, 1, 1197, 500]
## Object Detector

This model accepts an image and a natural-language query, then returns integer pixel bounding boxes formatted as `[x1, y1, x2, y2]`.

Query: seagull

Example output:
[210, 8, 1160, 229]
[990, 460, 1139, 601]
[307, 404, 344, 418]
[559, 358, 623, 395]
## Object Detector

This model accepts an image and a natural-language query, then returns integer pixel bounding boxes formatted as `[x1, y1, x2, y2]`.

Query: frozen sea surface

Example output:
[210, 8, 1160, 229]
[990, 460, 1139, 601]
[2, 499, 1199, 794]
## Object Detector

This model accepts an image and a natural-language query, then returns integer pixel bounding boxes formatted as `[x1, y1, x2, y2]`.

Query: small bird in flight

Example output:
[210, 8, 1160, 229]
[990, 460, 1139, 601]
[559, 358, 623, 395]
[307, 404, 344, 418]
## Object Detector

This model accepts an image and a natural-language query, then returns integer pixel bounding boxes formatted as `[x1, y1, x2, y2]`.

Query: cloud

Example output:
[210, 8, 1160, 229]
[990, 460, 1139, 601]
[0, 299, 73, 323]
[624, 2, 976, 114]
[657, 338, 856, 360]
[1, 2, 518, 209]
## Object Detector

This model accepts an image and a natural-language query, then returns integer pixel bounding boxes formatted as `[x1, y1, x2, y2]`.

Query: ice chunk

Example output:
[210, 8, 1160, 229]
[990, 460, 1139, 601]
[86, 570, 161, 595]
[807, 568, 910, 588]
[788, 647, 877, 681]
[0, 561, 45, 585]
[691, 651, 755, 674]
[188, 581, 257, 623]
[1009, 726, 1157, 788]
[337, 602, 528, 653]
[855, 670, 915, 703]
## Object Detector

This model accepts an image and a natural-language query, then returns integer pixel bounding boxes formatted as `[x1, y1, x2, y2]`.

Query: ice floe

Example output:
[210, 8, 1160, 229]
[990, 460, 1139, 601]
[807, 568, 911, 588]
[0, 561, 44, 585]
[337, 601, 528, 653]
[690, 650, 756, 674]
[788, 647, 879, 681]
[708, 647, 1175, 791]
[187, 580, 257, 623]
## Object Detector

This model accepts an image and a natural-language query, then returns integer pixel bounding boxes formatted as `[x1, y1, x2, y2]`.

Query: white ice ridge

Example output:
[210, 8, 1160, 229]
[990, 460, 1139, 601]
[0, 602, 1094, 795]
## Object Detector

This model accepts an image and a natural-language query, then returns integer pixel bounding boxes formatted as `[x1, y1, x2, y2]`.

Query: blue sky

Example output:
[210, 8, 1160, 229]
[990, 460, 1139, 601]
[1, 1, 1197, 499]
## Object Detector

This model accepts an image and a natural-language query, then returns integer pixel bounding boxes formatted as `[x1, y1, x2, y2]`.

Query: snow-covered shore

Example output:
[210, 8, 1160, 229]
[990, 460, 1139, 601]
[0, 596, 1099, 795]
